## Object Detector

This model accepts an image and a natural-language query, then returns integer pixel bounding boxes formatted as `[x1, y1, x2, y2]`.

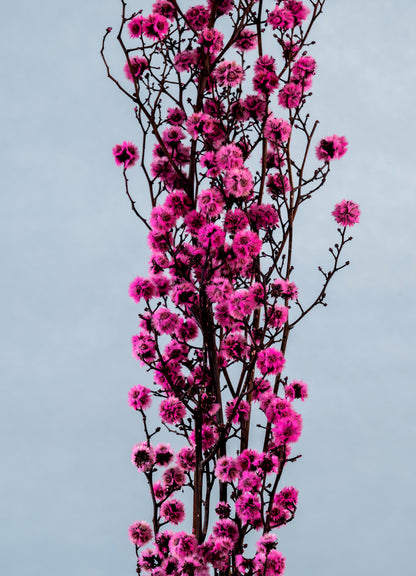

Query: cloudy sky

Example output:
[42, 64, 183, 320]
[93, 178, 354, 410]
[1, 1, 415, 575]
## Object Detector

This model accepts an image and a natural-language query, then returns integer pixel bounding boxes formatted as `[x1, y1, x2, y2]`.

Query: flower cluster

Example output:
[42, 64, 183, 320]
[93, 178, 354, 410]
[103, 0, 361, 574]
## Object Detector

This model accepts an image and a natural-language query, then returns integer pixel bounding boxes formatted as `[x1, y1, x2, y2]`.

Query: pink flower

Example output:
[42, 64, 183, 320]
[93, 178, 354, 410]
[160, 498, 185, 524]
[213, 518, 239, 543]
[316, 134, 348, 161]
[131, 442, 155, 472]
[154, 443, 174, 466]
[272, 278, 298, 300]
[143, 13, 170, 40]
[278, 82, 303, 108]
[184, 5, 210, 30]
[129, 276, 156, 303]
[176, 446, 196, 471]
[232, 230, 262, 259]
[128, 385, 152, 410]
[224, 209, 249, 234]
[128, 16, 146, 37]
[197, 28, 224, 54]
[253, 550, 285, 576]
[128, 521, 152, 546]
[132, 332, 157, 365]
[112, 141, 139, 168]
[225, 399, 251, 424]
[197, 188, 225, 218]
[169, 531, 198, 559]
[273, 412, 303, 444]
[264, 116, 291, 145]
[284, 0, 310, 25]
[150, 205, 177, 233]
[234, 28, 257, 51]
[152, 307, 180, 335]
[159, 396, 186, 424]
[190, 424, 219, 452]
[268, 305, 288, 329]
[253, 56, 279, 94]
[285, 379, 308, 401]
[152, 0, 176, 21]
[267, 6, 295, 30]
[332, 199, 360, 227]
[174, 49, 199, 72]
[275, 486, 299, 509]
[167, 107, 187, 125]
[267, 173, 290, 197]
[248, 204, 280, 231]
[257, 348, 286, 375]
[215, 501, 231, 518]
[162, 466, 186, 490]
[235, 492, 262, 524]
[123, 57, 149, 81]
[214, 61, 245, 87]
[224, 167, 254, 198]
[238, 470, 262, 493]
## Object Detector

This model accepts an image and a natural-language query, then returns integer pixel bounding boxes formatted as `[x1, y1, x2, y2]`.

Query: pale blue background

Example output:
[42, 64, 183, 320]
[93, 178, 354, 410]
[1, 1, 415, 575]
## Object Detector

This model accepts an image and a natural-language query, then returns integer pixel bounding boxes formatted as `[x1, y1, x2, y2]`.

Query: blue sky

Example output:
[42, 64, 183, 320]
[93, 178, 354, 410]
[1, 1, 416, 575]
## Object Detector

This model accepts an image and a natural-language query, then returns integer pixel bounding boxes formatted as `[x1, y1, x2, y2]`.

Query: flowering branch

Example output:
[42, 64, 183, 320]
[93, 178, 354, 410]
[102, 1, 360, 574]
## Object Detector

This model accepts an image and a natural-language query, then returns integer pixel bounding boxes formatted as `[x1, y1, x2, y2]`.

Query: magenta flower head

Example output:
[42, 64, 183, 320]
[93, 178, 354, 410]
[128, 520, 152, 546]
[112, 141, 139, 168]
[315, 134, 348, 161]
[332, 199, 360, 227]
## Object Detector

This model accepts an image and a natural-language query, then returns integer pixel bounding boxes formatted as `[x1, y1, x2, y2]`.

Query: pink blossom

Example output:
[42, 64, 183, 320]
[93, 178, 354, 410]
[237, 449, 262, 472]
[267, 6, 295, 30]
[235, 492, 262, 524]
[215, 501, 231, 518]
[131, 442, 155, 472]
[216, 143, 244, 170]
[112, 141, 139, 168]
[229, 289, 256, 320]
[208, 0, 234, 16]
[264, 116, 291, 145]
[132, 332, 157, 365]
[221, 332, 250, 360]
[190, 424, 219, 452]
[175, 317, 199, 341]
[241, 94, 267, 121]
[213, 518, 239, 543]
[128, 385, 152, 410]
[223, 209, 249, 234]
[292, 55, 316, 84]
[184, 5, 210, 30]
[152, 307, 180, 335]
[238, 470, 262, 493]
[143, 13, 170, 40]
[174, 49, 199, 72]
[152, 0, 176, 21]
[198, 223, 225, 249]
[167, 107, 187, 125]
[151, 273, 171, 296]
[272, 278, 299, 300]
[268, 305, 288, 329]
[214, 61, 245, 87]
[162, 466, 186, 490]
[267, 172, 291, 197]
[284, 0, 310, 25]
[129, 276, 156, 303]
[224, 167, 254, 198]
[176, 446, 196, 471]
[154, 443, 174, 466]
[215, 456, 240, 482]
[253, 56, 279, 94]
[128, 16, 146, 37]
[316, 134, 348, 161]
[253, 550, 285, 576]
[257, 348, 286, 375]
[285, 379, 308, 401]
[197, 28, 224, 55]
[278, 82, 303, 108]
[225, 398, 251, 423]
[248, 204, 280, 230]
[150, 205, 177, 233]
[232, 230, 262, 259]
[160, 498, 185, 524]
[256, 533, 279, 553]
[123, 57, 149, 81]
[159, 396, 186, 424]
[197, 187, 225, 218]
[128, 521, 153, 546]
[332, 199, 360, 227]
[275, 486, 299, 509]
[234, 28, 257, 51]
[273, 412, 303, 444]
[169, 531, 198, 559]
[206, 276, 233, 303]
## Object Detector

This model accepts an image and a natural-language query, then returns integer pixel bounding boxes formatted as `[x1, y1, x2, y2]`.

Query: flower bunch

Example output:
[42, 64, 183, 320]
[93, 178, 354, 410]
[102, 0, 360, 574]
